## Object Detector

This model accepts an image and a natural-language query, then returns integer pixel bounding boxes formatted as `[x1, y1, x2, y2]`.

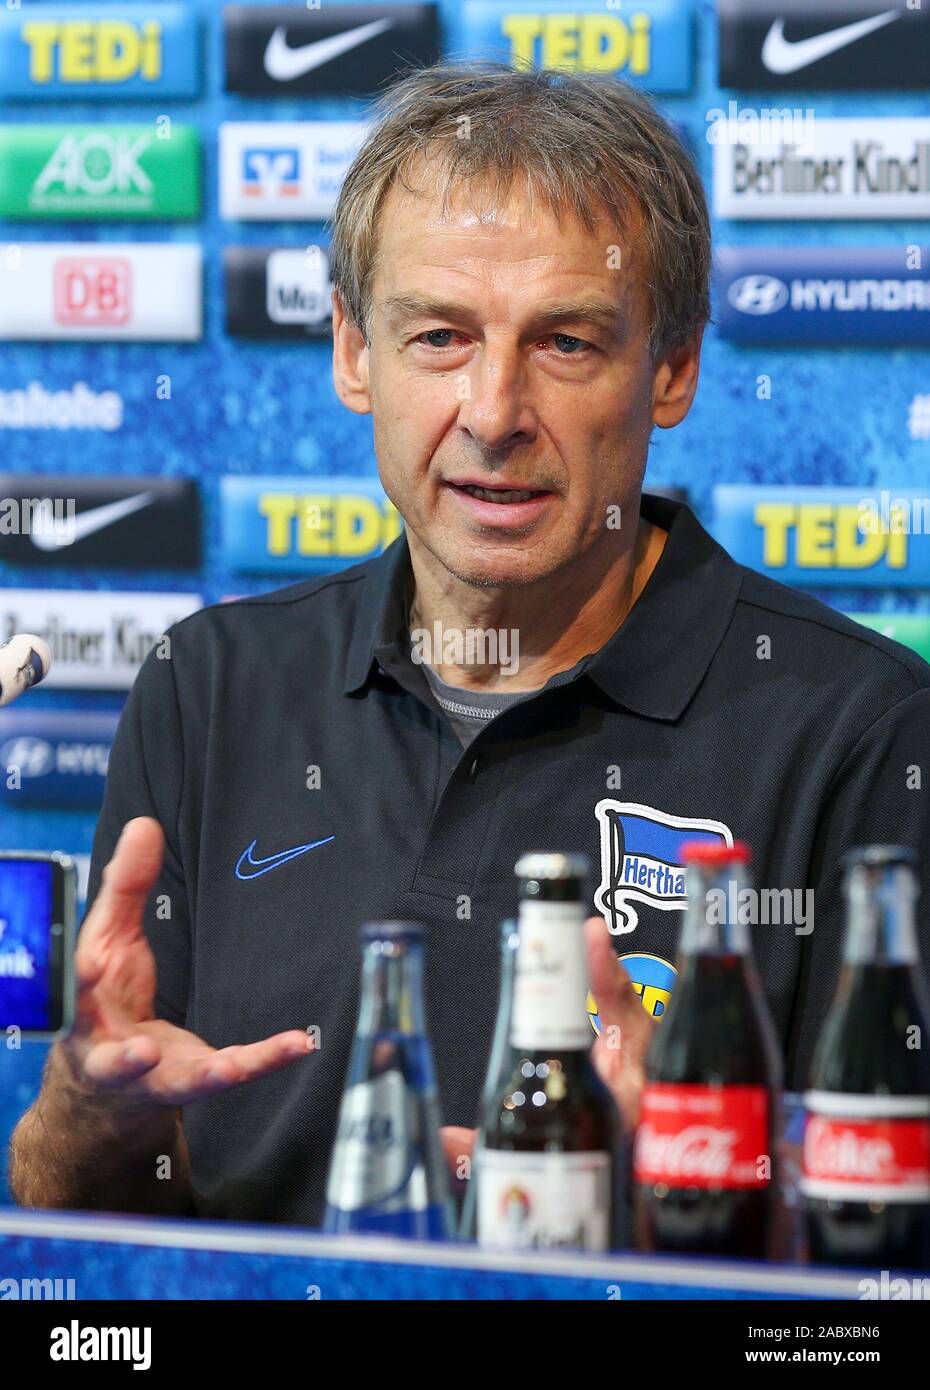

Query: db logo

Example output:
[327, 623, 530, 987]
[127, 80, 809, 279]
[53, 257, 131, 326]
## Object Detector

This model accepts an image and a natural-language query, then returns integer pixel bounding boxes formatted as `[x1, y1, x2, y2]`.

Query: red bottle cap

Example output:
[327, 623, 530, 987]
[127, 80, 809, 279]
[680, 839, 752, 865]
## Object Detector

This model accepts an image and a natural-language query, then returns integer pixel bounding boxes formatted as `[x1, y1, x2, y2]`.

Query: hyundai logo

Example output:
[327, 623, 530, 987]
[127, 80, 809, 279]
[1, 736, 54, 779]
[727, 274, 789, 316]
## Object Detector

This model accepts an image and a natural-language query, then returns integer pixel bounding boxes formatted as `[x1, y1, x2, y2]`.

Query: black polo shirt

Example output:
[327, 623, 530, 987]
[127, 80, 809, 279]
[84, 493, 930, 1228]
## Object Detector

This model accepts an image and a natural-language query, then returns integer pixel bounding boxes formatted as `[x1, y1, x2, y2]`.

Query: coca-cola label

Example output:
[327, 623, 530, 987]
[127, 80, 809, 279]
[801, 1100, 930, 1202]
[634, 1083, 770, 1189]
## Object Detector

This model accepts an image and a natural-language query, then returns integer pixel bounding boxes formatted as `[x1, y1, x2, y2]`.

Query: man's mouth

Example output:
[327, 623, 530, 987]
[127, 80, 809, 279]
[447, 482, 552, 505]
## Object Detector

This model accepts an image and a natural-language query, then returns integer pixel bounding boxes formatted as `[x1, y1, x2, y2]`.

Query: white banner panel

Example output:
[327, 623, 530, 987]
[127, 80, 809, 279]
[219, 121, 369, 220]
[0, 243, 202, 340]
[0, 590, 202, 688]
[714, 117, 930, 220]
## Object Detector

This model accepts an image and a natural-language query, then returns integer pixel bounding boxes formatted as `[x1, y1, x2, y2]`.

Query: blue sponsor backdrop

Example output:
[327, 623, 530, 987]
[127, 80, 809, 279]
[1, 0, 930, 1201]
[0, 859, 54, 1033]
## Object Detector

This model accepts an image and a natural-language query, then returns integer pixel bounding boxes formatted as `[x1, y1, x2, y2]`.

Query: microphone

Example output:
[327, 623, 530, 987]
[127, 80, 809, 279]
[0, 634, 52, 707]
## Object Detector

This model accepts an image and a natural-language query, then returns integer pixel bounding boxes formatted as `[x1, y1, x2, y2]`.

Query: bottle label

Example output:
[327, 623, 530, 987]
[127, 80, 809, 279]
[510, 901, 591, 1050]
[801, 1092, 930, 1202]
[326, 1070, 428, 1213]
[634, 1083, 771, 1189]
[476, 1148, 611, 1252]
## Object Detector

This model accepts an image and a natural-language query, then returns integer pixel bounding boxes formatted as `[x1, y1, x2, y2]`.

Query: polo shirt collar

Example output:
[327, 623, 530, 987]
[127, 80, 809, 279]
[342, 493, 744, 722]
[342, 528, 413, 695]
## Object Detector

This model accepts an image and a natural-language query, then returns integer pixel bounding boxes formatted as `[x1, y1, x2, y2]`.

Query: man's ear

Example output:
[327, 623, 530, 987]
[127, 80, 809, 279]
[651, 326, 704, 430]
[331, 289, 372, 415]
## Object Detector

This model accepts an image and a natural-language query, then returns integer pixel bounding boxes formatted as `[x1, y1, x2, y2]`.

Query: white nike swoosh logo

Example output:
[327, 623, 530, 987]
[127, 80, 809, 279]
[30, 492, 157, 550]
[762, 10, 899, 74]
[263, 19, 395, 83]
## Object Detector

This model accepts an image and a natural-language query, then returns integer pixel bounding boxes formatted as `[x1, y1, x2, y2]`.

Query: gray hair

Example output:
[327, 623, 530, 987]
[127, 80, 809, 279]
[328, 60, 711, 359]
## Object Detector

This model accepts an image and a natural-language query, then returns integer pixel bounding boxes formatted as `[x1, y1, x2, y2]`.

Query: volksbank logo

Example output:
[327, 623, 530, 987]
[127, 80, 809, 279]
[712, 486, 930, 588]
[0, 125, 200, 220]
[460, 0, 693, 92]
[0, 4, 200, 99]
[220, 476, 402, 574]
[219, 123, 369, 221]
[242, 147, 300, 199]
[715, 119, 930, 220]
[717, 248, 930, 344]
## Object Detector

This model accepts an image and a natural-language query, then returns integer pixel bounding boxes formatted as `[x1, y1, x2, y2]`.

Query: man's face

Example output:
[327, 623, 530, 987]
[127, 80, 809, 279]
[333, 167, 699, 589]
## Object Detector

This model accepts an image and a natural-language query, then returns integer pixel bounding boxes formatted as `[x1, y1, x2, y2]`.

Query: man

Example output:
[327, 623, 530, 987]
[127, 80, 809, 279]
[10, 62, 930, 1227]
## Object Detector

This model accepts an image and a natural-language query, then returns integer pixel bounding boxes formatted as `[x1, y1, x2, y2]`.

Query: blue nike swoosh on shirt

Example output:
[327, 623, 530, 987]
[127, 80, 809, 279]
[235, 836, 335, 880]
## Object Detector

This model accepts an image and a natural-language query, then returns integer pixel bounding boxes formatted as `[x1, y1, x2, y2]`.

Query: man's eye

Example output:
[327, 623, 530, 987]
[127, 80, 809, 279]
[549, 334, 589, 355]
[418, 329, 459, 349]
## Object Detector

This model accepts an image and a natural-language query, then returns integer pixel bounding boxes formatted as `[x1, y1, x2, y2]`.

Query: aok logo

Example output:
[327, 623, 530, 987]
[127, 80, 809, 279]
[34, 133, 152, 197]
[53, 257, 131, 326]
[21, 20, 163, 85]
[755, 502, 907, 572]
[258, 493, 402, 560]
[500, 12, 651, 74]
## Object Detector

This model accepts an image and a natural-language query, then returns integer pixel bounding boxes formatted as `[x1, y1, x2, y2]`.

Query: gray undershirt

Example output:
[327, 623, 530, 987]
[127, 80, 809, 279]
[420, 661, 535, 748]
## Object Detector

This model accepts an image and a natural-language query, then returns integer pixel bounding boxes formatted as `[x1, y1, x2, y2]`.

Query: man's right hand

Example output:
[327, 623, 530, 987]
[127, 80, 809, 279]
[10, 816, 314, 1213]
[58, 815, 314, 1113]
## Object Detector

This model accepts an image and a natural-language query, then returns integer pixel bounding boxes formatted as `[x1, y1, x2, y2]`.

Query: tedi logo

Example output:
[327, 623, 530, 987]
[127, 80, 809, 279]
[594, 800, 734, 934]
[22, 19, 163, 85]
[49, 1319, 151, 1370]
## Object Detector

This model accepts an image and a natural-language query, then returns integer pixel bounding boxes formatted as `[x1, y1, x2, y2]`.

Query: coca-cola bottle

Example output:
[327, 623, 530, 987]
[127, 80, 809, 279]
[802, 845, 930, 1269]
[633, 840, 782, 1257]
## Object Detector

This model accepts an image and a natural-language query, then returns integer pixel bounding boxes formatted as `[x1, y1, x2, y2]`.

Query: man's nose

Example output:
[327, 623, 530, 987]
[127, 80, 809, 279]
[456, 341, 537, 451]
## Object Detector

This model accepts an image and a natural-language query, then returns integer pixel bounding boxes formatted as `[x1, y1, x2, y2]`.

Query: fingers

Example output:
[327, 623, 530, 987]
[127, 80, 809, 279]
[585, 916, 655, 1131]
[78, 817, 165, 955]
[585, 916, 653, 1054]
[82, 1036, 162, 1089]
[440, 1126, 476, 1185]
[440, 1125, 476, 1166]
[67, 1028, 313, 1109]
[202, 1031, 314, 1089]
[148, 1030, 315, 1105]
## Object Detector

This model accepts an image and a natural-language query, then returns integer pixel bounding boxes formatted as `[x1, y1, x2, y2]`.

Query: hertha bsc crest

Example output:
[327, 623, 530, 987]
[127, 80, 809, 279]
[594, 800, 734, 935]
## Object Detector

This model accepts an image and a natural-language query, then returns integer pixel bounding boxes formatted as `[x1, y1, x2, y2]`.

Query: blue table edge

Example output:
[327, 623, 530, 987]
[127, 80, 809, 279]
[0, 1207, 883, 1298]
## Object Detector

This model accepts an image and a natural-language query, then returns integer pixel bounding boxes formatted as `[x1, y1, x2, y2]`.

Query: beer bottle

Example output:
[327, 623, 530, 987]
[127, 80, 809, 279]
[475, 854, 623, 1252]
[803, 846, 930, 1268]
[323, 921, 453, 1238]
[633, 841, 782, 1257]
